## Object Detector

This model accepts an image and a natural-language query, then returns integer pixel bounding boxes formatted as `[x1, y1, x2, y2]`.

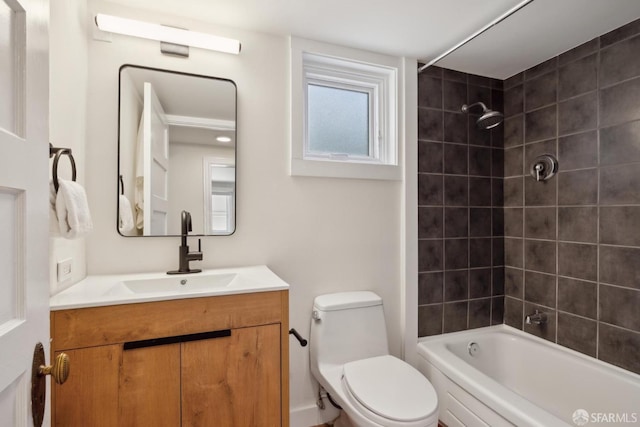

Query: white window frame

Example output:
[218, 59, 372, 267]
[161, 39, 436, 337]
[291, 37, 402, 180]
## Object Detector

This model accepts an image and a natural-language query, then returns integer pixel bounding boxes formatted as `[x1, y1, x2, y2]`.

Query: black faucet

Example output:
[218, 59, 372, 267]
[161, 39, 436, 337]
[167, 210, 203, 275]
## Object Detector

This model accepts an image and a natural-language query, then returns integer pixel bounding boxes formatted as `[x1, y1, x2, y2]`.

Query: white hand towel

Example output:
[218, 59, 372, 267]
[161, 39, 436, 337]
[49, 181, 61, 236]
[119, 194, 135, 232]
[55, 179, 93, 239]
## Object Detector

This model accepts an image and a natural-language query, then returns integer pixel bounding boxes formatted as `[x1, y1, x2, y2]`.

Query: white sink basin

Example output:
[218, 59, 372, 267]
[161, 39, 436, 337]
[49, 265, 290, 310]
[123, 273, 237, 294]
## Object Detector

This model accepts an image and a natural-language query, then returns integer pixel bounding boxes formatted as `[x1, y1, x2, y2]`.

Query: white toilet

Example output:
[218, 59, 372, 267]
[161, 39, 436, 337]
[310, 291, 439, 427]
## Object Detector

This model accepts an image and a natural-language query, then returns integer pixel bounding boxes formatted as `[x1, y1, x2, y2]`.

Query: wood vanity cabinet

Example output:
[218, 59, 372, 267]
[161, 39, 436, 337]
[50, 290, 289, 426]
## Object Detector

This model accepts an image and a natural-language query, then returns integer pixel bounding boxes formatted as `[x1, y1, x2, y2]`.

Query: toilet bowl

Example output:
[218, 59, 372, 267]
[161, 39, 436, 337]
[310, 291, 438, 427]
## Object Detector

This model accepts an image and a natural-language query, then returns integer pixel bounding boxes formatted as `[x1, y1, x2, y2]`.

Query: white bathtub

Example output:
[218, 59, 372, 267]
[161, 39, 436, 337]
[417, 325, 640, 427]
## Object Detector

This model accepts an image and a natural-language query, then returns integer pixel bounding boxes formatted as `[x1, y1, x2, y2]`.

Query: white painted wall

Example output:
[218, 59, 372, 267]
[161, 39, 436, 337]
[49, 0, 89, 294]
[78, 1, 413, 424]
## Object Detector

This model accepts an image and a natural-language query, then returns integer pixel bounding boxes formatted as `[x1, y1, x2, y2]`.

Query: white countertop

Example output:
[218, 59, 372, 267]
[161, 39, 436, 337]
[50, 265, 289, 310]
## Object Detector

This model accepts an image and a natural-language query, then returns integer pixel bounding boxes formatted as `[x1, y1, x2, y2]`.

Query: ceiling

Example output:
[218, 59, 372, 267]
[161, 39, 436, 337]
[107, 0, 640, 79]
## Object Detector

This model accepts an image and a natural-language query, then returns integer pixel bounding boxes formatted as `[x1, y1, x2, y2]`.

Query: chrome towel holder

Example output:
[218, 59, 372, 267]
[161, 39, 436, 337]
[50, 143, 77, 192]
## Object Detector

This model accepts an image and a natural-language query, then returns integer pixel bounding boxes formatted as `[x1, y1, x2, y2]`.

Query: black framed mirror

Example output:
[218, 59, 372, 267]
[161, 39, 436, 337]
[117, 65, 236, 236]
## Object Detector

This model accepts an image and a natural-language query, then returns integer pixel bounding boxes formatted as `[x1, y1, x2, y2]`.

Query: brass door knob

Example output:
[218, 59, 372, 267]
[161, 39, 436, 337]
[39, 353, 70, 385]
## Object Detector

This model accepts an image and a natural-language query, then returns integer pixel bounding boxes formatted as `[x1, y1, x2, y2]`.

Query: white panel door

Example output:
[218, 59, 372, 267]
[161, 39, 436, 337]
[0, 0, 50, 426]
[142, 82, 170, 235]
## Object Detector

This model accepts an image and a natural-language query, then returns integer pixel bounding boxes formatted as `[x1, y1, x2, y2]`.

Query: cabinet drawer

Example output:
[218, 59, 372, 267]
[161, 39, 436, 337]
[52, 290, 286, 350]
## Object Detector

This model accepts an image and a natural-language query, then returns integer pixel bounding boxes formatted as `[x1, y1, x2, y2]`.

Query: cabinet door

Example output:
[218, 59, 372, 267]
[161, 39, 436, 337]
[52, 345, 121, 426]
[182, 324, 281, 426]
[119, 343, 181, 427]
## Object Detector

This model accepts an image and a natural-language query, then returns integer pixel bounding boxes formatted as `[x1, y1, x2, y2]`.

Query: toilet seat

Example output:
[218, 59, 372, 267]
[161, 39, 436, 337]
[342, 355, 438, 426]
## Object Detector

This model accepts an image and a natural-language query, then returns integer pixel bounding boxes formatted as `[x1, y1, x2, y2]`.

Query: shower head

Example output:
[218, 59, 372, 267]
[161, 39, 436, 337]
[461, 102, 504, 130]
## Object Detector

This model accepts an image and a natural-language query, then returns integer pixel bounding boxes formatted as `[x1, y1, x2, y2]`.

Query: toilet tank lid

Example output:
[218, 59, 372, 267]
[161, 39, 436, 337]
[313, 291, 382, 311]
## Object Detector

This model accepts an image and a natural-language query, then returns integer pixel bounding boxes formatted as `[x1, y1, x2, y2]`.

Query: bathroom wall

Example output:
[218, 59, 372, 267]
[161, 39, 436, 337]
[49, 0, 89, 293]
[503, 18, 640, 374]
[417, 67, 505, 336]
[82, 1, 412, 423]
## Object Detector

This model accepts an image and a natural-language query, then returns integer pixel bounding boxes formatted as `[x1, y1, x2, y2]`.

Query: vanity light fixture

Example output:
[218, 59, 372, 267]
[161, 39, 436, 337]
[216, 136, 232, 143]
[95, 14, 241, 55]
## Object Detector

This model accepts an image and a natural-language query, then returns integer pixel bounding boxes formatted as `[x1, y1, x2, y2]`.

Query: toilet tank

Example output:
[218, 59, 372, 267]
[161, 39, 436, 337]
[310, 291, 389, 374]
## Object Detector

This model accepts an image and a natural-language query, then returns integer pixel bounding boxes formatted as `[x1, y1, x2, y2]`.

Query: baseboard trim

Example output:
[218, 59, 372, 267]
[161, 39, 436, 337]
[290, 403, 339, 427]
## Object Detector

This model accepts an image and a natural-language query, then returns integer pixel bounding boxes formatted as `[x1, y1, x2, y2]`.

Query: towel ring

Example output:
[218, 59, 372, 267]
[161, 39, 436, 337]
[119, 175, 124, 195]
[50, 143, 77, 192]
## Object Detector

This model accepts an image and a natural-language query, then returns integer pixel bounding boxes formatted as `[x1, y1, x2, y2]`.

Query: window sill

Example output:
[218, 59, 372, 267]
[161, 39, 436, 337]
[290, 157, 401, 180]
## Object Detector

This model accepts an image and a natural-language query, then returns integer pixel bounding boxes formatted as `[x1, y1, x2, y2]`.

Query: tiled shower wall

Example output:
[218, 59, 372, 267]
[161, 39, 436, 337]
[417, 18, 640, 375]
[417, 67, 505, 335]
[502, 19, 640, 375]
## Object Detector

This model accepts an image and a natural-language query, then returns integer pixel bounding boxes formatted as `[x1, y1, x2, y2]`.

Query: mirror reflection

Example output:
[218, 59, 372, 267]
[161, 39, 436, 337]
[118, 65, 236, 236]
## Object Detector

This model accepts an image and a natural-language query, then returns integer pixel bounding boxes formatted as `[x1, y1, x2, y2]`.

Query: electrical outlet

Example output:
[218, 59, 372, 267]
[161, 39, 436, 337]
[57, 258, 72, 283]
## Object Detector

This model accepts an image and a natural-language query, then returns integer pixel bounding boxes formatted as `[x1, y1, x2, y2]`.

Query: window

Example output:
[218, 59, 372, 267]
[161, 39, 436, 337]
[291, 38, 402, 180]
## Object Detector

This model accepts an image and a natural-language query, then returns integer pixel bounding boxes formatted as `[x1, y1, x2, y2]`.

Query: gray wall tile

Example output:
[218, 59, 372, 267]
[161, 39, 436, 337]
[505, 267, 524, 298]
[418, 76, 443, 109]
[558, 91, 598, 136]
[470, 208, 492, 237]
[469, 147, 492, 176]
[559, 54, 597, 100]
[558, 242, 597, 282]
[525, 105, 557, 142]
[525, 207, 556, 240]
[444, 112, 468, 143]
[418, 141, 443, 173]
[418, 272, 444, 305]
[557, 277, 597, 318]
[557, 313, 597, 357]
[444, 301, 468, 333]
[525, 176, 557, 206]
[600, 120, 640, 165]
[418, 108, 443, 141]
[419, 239, 443, 272]
[418, 304, 443, 337]
[558, 169, 598, 205]
[559, 38, 599, 66]
[419, 207, 443, 238]
[558, 207, 597, 243]
[504, 84, 523, 117]
[418, 174, 443, 205]
[599, 34, 640, 87]
[444, 207, 468, 238]
[445, 239, 468, 269]
[504, 297, 523, 328]
[504, 177, 523, 206]
[505, 238, 523, 268]
[469, 268, 492, 298]
[525, 57, 558, 80]
[600, 245, 640, 290]
[492, 297, 505, 325]
[600, 76, 640, 127]
[443, 143, 468, 175]
[600, 206, 640, 246]
[600, 19, 640, 48]
[598, 324, 640, 374]
[504, 115, 524, 147]
[525, 71, 557, 111]
[444, 176, 468, 206]
[445, 270, 468, 301]
[443, 80, 467, 111]
[600, 285, 640, 332]
[504, 208, 523, 237]
[469, 298, 491, 329]
[558, 131, 598, 170]
[525, 239, 556, 274]
[524, 271, 556, 307]
[600, 164, 640, 204]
